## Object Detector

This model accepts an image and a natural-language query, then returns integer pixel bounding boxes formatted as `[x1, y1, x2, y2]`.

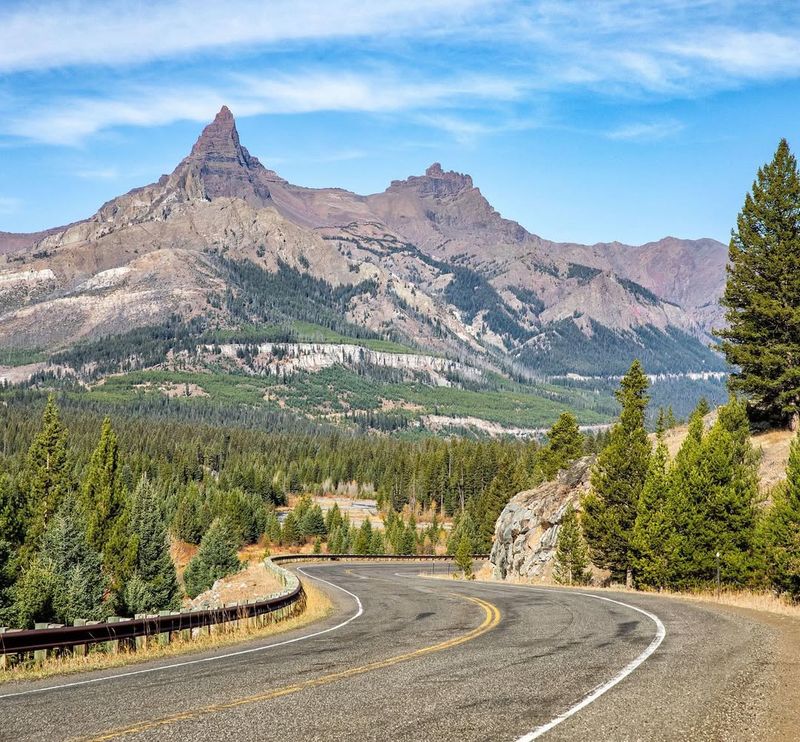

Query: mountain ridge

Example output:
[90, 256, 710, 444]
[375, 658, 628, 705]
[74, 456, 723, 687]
[0, 106, 727, 382]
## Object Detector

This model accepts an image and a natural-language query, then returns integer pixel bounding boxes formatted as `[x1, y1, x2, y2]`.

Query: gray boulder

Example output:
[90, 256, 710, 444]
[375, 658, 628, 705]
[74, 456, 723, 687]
[490, 456, 594, 581]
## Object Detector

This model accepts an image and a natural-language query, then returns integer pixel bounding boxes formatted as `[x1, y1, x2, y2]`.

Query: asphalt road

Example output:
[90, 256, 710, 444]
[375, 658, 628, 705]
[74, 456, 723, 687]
[0, 563, 779, 741]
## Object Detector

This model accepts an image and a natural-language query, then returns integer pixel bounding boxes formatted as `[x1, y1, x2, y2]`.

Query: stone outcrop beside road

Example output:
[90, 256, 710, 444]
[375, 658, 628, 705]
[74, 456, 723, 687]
[490, 456, 594, 581]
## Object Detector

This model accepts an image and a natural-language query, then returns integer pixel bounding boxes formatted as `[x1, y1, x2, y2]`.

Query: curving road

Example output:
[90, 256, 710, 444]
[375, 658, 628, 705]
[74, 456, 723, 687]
[0, 563, 782, 741]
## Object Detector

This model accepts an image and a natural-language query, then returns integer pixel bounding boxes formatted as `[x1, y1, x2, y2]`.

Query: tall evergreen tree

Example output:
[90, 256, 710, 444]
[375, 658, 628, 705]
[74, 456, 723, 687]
[537, 412, 585, 482]
[280, 511, 301, 546]
[582, 360, 651, 586]
[82, 418, 124, 558]
[455, 533, 473, 579]
[123, 479, 180, 613]
[716, 138, 800, 429]
[354, 519, 373, 555]
[688, 398, 759, 585]
[21, 397, 70, 556]
[553, 504, 591, 585]
[632, 439, 678, 589]
[447, 511, 478, 555]
[761, 433, 800, 599]
[14, 496, 109, 627]
[183, 518, 241, 598]
[477, 458, 516, 551]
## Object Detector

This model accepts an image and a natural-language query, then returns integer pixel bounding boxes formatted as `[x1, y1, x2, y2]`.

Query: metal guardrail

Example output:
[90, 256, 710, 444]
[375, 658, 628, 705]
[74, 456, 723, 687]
[0, 553, 487, 658]
[0, 559, 303, 657]
[271, 554, 489, 565]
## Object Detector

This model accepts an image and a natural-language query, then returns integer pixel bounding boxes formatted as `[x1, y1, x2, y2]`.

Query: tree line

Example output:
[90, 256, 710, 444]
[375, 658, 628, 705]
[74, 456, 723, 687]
[555, 361, 799, 600]
[0, 395, 602, 626]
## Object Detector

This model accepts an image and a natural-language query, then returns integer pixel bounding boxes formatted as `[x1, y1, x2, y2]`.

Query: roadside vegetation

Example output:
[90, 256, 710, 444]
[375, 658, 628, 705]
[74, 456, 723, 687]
[0, 580, 331, 684]
[555, 140, 800, 604]
[0, 394, 608, 629]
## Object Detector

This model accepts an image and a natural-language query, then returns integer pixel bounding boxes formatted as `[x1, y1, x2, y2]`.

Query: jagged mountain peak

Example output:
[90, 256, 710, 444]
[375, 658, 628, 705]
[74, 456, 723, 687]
[189, 105, 244, 162]
[166, 105, 283, 206]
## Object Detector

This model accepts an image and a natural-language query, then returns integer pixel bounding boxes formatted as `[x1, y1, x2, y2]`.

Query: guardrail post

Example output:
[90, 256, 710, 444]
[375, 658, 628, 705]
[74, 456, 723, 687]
[180, 610, 192, 642]
[105, 617, 121, 654]
[73, 619, 87, 657]
[33, 623, 48, 665]
[134, 615, 147, 651]
[224, 603, 238, 633]
[0, 627, 7, 670]
[158, 611, 170, 646]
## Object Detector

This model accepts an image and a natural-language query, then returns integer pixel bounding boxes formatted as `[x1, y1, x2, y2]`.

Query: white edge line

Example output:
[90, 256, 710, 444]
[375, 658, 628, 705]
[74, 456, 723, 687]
[0, 566, 363, 701]
[396, 571, 666, 741]
[515, 590, 666, 741]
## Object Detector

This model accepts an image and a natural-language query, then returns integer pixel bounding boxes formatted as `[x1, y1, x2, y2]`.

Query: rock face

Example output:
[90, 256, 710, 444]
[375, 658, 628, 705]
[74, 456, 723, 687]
[490, 457, 595, 581]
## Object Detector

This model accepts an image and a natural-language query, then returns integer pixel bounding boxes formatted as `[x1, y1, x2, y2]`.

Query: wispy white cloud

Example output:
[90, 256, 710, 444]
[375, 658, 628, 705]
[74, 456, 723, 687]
[416, 113, 538, 145]
[2, 71, 525, 145]
[0, 0, 492, 73]
[605, 119, 685, 142]
[2, 1, 800, 150]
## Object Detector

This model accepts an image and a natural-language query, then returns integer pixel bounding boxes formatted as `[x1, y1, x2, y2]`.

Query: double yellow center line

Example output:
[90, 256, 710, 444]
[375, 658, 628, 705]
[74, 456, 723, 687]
[80, 593, 501, 741]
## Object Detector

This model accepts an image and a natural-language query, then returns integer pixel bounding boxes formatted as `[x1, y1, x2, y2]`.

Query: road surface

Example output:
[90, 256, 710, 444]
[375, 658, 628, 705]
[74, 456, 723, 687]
[0, 563, 783, 741]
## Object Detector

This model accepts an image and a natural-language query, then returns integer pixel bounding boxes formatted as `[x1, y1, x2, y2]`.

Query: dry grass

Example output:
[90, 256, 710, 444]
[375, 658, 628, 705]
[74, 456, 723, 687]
[0, 581, 332, 684]
[653, 586, 800, 618]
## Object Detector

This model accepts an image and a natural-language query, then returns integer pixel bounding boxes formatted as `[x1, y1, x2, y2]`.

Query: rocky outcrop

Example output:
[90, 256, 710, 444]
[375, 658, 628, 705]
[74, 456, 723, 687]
[490, 457, 594, 581]
[206, 342, 483, 386]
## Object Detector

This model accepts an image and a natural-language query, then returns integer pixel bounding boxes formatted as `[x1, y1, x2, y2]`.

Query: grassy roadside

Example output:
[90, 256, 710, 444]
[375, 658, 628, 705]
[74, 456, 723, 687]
[0, 580, 332, 684]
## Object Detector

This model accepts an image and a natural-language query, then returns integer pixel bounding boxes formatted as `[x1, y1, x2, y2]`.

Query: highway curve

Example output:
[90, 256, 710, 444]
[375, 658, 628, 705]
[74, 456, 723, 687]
[0, 562, 787, 741]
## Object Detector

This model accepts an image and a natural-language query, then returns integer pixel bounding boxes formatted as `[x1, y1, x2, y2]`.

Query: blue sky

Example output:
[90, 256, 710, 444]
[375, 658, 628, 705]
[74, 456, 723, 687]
[1, 0, 800, 245]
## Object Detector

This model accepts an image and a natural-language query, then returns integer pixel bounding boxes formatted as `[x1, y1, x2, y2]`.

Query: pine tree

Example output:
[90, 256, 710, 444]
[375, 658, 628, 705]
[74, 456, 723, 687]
[553, 504, 591, 585]
[368, 530, 385, 555]
[300, 504, 326, 538]
[477, 459, 516, 551]
[14, 496, 109, 627]
[183, 518, 241, 598]
[632, 440, 677, 589]
[0, 537, 16, 625]
[582, 360, 651, 586]
[123, 479, 180, 613]
[761, 433, 800, 598]
[281, 512, 301, 546]
[82, 418, 122, 554]
[325, 502, 343, 533]
[537, 412, 584, 481]
[716, 139, 800, 429]
[455, 533, 473, 579]
[671, 398, 759, 587]
[447, 511, 478, 555]
[21, 397, 70, 556]
[354, 519, 373, 555]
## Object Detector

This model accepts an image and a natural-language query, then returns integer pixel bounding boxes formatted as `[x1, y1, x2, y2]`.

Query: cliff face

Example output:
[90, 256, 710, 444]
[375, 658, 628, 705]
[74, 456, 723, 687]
[490, 457, 594, 581]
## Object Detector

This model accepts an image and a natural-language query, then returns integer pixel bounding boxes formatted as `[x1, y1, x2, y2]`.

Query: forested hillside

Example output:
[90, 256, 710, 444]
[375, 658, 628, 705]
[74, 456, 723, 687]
[0, 394, 606, 627]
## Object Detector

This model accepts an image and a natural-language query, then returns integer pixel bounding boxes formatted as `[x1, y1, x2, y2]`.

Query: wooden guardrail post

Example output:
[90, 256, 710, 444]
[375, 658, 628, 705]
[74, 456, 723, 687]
[33, 623, 48, 665]
[73, 619, 87, 657]
[0, 627, 7, 670]
[134, 615, 147, 651]
[105, 617, 121, 654]
[158, 611, 170, 646]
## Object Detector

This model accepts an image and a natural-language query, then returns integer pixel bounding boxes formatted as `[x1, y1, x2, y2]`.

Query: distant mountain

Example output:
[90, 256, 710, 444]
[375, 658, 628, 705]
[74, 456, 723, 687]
[0, 106, 727, 379]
